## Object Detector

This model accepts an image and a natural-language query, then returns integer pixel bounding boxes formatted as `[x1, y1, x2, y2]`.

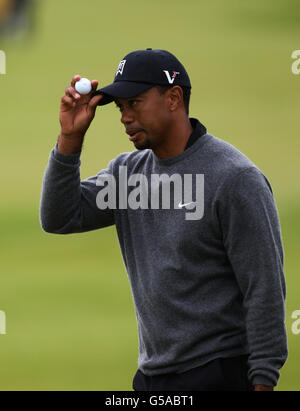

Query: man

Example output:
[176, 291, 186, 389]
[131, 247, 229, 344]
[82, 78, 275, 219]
[40, 48, 288, 391]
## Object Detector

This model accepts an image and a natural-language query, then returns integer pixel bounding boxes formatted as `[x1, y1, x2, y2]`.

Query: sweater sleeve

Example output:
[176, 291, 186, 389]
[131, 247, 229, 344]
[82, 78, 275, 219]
[218, 167, 288, 387]
[40, 143, 115, 234]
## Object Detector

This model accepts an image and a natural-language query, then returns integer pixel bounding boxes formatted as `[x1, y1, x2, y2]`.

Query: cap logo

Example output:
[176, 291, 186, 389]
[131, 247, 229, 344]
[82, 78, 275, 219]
[116, 60, 126, 76]
[163, 70, 180, 84]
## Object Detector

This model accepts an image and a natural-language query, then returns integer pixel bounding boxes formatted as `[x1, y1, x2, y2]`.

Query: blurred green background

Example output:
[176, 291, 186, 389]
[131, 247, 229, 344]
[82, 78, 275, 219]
[0, 0, 299, 391]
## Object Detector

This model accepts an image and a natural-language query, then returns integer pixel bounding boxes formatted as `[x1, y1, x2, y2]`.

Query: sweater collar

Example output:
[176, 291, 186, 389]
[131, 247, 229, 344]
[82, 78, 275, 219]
[151, 118, 209, 166]
[185, 118, 207, 150]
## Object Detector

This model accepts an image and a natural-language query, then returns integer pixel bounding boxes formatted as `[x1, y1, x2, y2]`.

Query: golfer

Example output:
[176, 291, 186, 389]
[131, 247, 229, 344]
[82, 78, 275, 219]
[40, 48, 288, 391]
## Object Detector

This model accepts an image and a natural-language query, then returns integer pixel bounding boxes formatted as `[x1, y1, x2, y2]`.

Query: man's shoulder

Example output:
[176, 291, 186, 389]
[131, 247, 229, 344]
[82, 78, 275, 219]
[205, 133, 255, 170]
[202, 134, 271, 191]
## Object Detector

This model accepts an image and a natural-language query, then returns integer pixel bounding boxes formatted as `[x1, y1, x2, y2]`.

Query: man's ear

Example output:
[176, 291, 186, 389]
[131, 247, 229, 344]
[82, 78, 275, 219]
[168, 86, 183, 112]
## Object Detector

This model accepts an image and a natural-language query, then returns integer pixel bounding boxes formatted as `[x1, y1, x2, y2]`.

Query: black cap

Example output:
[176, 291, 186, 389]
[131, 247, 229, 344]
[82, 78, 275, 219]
[93, 48, 191, 106]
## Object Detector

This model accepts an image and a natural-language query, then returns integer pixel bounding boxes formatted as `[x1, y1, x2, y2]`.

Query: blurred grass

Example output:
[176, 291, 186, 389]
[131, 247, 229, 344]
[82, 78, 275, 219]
[0, 0, 300, 390]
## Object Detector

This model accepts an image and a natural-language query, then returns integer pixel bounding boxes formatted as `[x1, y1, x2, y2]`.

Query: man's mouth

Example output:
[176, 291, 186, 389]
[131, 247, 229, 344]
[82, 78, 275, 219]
[126, 129, 145, 142]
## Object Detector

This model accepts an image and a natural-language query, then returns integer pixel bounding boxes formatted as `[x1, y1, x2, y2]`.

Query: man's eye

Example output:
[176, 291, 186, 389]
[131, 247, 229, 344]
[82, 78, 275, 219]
[115, 100, 138, 112]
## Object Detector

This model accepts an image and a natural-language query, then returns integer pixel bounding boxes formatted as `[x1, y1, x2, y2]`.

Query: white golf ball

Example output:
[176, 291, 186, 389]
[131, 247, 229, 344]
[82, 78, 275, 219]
[75, 78, 92, 95]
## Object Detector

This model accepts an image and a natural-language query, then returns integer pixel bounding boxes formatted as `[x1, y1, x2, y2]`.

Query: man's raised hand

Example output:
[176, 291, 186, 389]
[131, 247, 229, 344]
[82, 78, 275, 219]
[58, 75, 103, 154]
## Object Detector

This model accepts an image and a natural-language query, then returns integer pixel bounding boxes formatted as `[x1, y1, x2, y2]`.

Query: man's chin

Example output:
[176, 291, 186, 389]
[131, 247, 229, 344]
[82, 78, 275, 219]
[134, 139, 152, 150]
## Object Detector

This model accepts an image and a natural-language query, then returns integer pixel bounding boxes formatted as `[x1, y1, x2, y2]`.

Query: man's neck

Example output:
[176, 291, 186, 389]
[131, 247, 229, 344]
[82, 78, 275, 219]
[153, 116, 193, 159]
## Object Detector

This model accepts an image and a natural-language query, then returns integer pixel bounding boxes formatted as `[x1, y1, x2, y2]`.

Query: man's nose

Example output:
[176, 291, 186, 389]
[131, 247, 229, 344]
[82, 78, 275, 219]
[120, 107, 134, 125]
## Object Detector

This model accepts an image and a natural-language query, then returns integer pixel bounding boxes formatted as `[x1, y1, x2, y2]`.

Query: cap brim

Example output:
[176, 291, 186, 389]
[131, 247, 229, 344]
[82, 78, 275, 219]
[92, 81, 154, 106]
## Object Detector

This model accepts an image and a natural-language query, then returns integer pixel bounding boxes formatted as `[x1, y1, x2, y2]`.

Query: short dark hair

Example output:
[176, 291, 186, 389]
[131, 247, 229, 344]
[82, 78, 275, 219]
[155, 85, 191, 115]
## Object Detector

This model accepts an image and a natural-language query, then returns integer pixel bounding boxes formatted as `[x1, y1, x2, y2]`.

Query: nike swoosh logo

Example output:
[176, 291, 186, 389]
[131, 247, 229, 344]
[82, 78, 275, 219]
[178, 201, 196, 209]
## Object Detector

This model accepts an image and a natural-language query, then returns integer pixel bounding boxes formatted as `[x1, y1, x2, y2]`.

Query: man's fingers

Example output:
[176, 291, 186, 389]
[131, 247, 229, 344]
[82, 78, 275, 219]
[71, 75, 81, 88]
[65, 86, 80, 100]
[68, 77, 98, 100]
[62, 77, 102, 115]
[91, 80, 99, 92]
[88, 93, 104, 112]
[87, 81, 100, 108]
[61, 95, 75, 108]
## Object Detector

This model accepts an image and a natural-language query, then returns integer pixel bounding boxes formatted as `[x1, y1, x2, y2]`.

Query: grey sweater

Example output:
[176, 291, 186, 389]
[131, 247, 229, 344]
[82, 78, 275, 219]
[40, 118, 287, 387]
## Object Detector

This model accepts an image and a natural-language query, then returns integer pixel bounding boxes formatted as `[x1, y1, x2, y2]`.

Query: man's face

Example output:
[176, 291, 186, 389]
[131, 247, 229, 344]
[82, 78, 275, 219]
[115, 87, 173, 151]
